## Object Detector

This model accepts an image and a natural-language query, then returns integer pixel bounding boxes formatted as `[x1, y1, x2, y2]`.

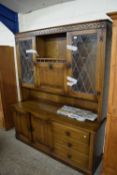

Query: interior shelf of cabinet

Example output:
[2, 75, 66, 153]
[36, 33, 67, 60]
[34, 57, 66, 63]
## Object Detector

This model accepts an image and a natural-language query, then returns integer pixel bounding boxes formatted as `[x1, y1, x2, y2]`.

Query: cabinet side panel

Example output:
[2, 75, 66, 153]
[101, 23, 112, 120]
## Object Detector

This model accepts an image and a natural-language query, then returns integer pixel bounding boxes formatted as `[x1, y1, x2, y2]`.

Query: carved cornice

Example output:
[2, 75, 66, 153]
[16, 20, 110, 38]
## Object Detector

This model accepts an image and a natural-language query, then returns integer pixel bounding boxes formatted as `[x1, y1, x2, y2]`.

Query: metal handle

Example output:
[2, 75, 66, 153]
[48, 63, 53, 70]
[67, 154, 72, 159]
[66, 131, 71, 137]
[67, 143, 72, 148]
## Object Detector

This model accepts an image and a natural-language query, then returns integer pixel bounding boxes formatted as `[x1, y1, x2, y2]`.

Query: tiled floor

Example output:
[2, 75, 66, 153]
[0, 129, 101, 175]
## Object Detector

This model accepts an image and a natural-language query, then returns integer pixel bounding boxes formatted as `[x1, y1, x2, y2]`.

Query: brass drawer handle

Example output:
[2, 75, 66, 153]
[67, 143, 72, 148]
[67, 154, 72, 159]
[65, 131, 71, 137]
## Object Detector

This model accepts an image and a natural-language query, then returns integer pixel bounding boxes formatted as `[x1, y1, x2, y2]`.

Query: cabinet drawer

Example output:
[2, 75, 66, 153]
[54, 134, 89, 155]
[53, 122, 90, 145]
[53, 143, 88, 170]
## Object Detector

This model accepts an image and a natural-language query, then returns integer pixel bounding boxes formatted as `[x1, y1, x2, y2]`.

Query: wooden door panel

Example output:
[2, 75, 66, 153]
[14, 111, 31, 142]
[31, 116, 53, 150]
[108, 66, 117, 115]
[35, 62, 67, 94]
[31, 116, 45, 145]
[104, 115, 117, 172]
[0, 46, 17, 129]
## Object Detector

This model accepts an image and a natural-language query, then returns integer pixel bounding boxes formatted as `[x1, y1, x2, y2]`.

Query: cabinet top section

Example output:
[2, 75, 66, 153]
[16, 19, 111, 39]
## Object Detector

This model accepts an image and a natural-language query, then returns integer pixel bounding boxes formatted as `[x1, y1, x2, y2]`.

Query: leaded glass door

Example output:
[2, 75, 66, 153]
[17, 37, 35, 87]
[67, 30, 101, 101]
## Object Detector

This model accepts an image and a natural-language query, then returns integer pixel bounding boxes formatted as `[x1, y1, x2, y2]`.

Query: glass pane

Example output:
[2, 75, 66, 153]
[19, 39, 34, 84]
[71, 33, 97, 94]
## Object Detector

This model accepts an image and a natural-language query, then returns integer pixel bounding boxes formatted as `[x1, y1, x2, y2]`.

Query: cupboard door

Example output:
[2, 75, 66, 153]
[16, 37, 36, 87]
[35, 62, 67, 94]
[31, 116, 53, 150]
[31, 116, 45, 145]
[13, 111, 31, 143]
[67, 30, 102, 101]
[103, 115, 117, 174]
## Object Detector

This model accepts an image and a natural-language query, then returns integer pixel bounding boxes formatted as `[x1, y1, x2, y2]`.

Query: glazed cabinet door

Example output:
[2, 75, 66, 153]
[67, 29, 103, 101]
[31, 115, 53, 150]
[13, 111, 31, 143]
[16, 37, 36, 87]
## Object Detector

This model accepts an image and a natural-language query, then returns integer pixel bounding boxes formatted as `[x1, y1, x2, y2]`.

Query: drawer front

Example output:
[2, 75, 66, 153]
[53, 122, 90, 145]
[54, 133, 89, 155]
[53, 143, 88, 170]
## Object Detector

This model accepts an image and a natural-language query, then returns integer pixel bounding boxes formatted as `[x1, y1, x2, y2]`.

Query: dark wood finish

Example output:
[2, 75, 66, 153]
[0, 46, 18, 129]
[13, 100, 104, 175]
[0, 91, 4, 128]
[16, 20, 111, 122]
[31, 115, 53, 150]
[36, 34, 66, 59]
[35, 62, 67, 94]
[13, 110, 31, 143]
[15, 20, 109, 38]
[29, 90, 98, 112]
[102, 12, 117, 175]
[14, 20, 112, 175]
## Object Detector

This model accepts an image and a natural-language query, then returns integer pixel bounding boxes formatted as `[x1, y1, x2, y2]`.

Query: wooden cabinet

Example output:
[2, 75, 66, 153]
[102, 12, 117, 175]
[14, 20, 112, 175]
[13, 107, 53, 151]
[0, 46, 17, 129]
[13, 100, 105, 175]
[103, 115, 117, 175]
[16, 22, 111, 105]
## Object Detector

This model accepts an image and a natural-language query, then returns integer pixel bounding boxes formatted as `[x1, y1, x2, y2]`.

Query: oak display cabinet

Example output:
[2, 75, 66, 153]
[14, 20, 112, 175]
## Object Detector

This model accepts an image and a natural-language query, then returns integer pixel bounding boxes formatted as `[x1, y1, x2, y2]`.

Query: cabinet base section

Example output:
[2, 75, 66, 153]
[15, 133, 101, 175]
